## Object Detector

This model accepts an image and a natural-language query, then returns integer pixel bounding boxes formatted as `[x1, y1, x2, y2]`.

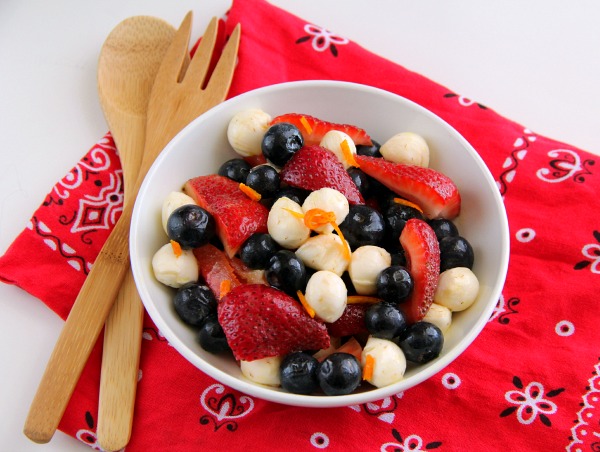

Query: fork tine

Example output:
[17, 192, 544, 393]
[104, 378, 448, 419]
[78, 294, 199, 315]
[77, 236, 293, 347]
[204, 23, 241, 101]
[154, 11, 193, 84]
[183, 17, 218, 88]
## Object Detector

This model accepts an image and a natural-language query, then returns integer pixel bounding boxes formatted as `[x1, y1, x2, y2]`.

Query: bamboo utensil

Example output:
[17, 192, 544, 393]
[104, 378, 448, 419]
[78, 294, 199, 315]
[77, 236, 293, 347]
[24, 11, 240, 445]
[95, 17, 175, 451]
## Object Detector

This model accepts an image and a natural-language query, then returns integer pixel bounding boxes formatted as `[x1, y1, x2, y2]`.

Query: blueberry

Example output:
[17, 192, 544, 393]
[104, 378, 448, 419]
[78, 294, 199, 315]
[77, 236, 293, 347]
[272, 187, 310, 205]
[245, 165, 281, 198]
[197, 315, 230, 354]
[398, 321, 444, 364]
[364, 302, 408, 339]
[265, 250, 307, 295]
[390, 249, 407, 267]
[218, 158, 251, 183]
[356, 139, 381, 158]
[317, 353, 362, 396]
[280, 352, 320, 395]
[167, 205, 215, 249]
[173, 283, 217, 327]
[262, 123, 304, 167]
[439, 236, 474, 272]
[368, 180, 395, 205]
[347, 168, 370, 198]
[338, 205, 385, 249]
[383, 202, 424, 249]
[376, 266, 413, 304]
[429, 219, 459, 242]
[239, 233, 280, 269]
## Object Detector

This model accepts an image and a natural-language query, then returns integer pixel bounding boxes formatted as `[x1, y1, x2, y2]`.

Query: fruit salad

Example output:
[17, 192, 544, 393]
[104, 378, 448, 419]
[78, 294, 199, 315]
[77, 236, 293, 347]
[151, 110, 479, 396]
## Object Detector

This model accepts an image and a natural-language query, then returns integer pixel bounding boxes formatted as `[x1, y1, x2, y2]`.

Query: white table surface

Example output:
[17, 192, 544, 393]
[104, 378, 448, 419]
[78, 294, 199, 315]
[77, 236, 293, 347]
[1, 1, 598, 450]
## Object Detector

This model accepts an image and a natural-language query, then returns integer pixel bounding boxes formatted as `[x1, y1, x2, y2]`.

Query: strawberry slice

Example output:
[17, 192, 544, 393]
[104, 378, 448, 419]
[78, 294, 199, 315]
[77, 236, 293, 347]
[314, 337, 363, 362]
[229, 257, 267, 285]
[193, 244, 242, 300]
[399, 219, 440, 323]
[271, 113, 373, 147]
[218, 284, 330, 361]
[279, 146, 364, 205]
[326, 303, 370, 337]
[355, 155, 461, 219]
[184, 175, 269, 257]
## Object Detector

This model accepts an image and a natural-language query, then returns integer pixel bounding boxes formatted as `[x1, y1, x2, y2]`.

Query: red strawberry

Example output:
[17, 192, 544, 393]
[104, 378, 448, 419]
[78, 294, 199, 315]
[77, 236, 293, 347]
[326, 303, 370, 337]
[184, 175, 269, 257]
[314, 337, 363, 362]
[279, 146, 364, 205]
[229, 257, 267, 285]
[399, 219, 440, 323]
[193, 244, 242, 300]
[271, 113, 373, 147]
[355, 155, 461, 219]
[218, 284, 330, 361]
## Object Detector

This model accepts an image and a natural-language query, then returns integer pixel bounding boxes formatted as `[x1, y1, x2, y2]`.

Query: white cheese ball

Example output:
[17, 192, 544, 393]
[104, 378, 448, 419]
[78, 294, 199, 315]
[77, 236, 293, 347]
[348, 245, 391, 295]
[422, 303, 452, 334]
[161, 191, 197, 234]
[319, 130, 357, 169]
[295, 234, 349, 276]
[267, 197, 310, 249]
[301, 187, 349, 234]
[151, 243, 198, 288]
[380, 132, 430, 167]
[361, 337, 406, 388]
[434, 267, 480, 312]
[240, 356, 282, 386]
[227, 108, 272, 157]
[304, 270, 347, 323]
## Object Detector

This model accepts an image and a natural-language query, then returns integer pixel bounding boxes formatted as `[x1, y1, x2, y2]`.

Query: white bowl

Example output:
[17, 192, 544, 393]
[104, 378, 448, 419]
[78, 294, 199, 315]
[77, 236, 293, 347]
[130, 80, 509, 408]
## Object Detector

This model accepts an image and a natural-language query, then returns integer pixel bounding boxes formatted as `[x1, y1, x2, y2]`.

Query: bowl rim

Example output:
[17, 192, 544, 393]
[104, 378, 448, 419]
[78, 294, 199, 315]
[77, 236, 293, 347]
[131, 80, 510, 408]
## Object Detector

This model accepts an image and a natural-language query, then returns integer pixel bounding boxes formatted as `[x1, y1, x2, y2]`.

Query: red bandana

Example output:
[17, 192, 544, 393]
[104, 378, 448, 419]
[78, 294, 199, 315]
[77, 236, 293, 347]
[1, 0, 599, 450]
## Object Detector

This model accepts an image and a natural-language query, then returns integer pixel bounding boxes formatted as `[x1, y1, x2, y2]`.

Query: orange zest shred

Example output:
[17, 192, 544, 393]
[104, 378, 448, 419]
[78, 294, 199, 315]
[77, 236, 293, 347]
[363, 354, 375, 381]
[393, 197, 423, 213]
[219, 279, 231, 298]
[303, 208, 336, 230]
[340, 139, 359, 168]
[299, 115, 313, 135]
[283, 208, 305, 219]
[347, 295, 383, 305]
[330, 221, 351, 261]
[239, 183, 262, 201]
[170, 240, 182, 257]
[297, 290, 316, 318]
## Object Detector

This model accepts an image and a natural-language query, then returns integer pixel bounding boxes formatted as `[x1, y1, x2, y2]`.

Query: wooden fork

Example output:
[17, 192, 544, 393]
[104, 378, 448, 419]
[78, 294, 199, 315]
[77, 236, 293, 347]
[23, 12, 240, 444]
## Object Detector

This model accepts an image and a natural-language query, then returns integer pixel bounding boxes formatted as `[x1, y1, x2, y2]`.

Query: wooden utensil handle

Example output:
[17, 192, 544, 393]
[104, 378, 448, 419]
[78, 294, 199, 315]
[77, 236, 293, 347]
[97, 269, 144, 451]
[23, 207, 132, 444]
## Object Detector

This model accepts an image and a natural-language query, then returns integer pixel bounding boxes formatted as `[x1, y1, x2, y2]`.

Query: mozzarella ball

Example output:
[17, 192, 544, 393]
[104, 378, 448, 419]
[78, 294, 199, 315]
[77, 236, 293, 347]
[151, 243, 198, 288]
[267, 197, 310, 249]
[319, 130, 357, 169]
[380, 132, 430, 167]
[301, 187, 349, 234]
[361, 337, 406, 388]
[161, 191, 197, 234]
[348, 246, 391, 295]
[240, 356, 282, 386]
[295, 234, 349, 276]
[422, 303, 452, 333]
[304, 270, 347, 323]
[434, 267, 480, 312]
[227, 108, 272, 157]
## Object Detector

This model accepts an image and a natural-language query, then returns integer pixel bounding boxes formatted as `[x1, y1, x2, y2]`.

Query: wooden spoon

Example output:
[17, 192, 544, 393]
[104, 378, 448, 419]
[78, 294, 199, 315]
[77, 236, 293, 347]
[96, 16, 175, 451]
[22, 16, 174, 446]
